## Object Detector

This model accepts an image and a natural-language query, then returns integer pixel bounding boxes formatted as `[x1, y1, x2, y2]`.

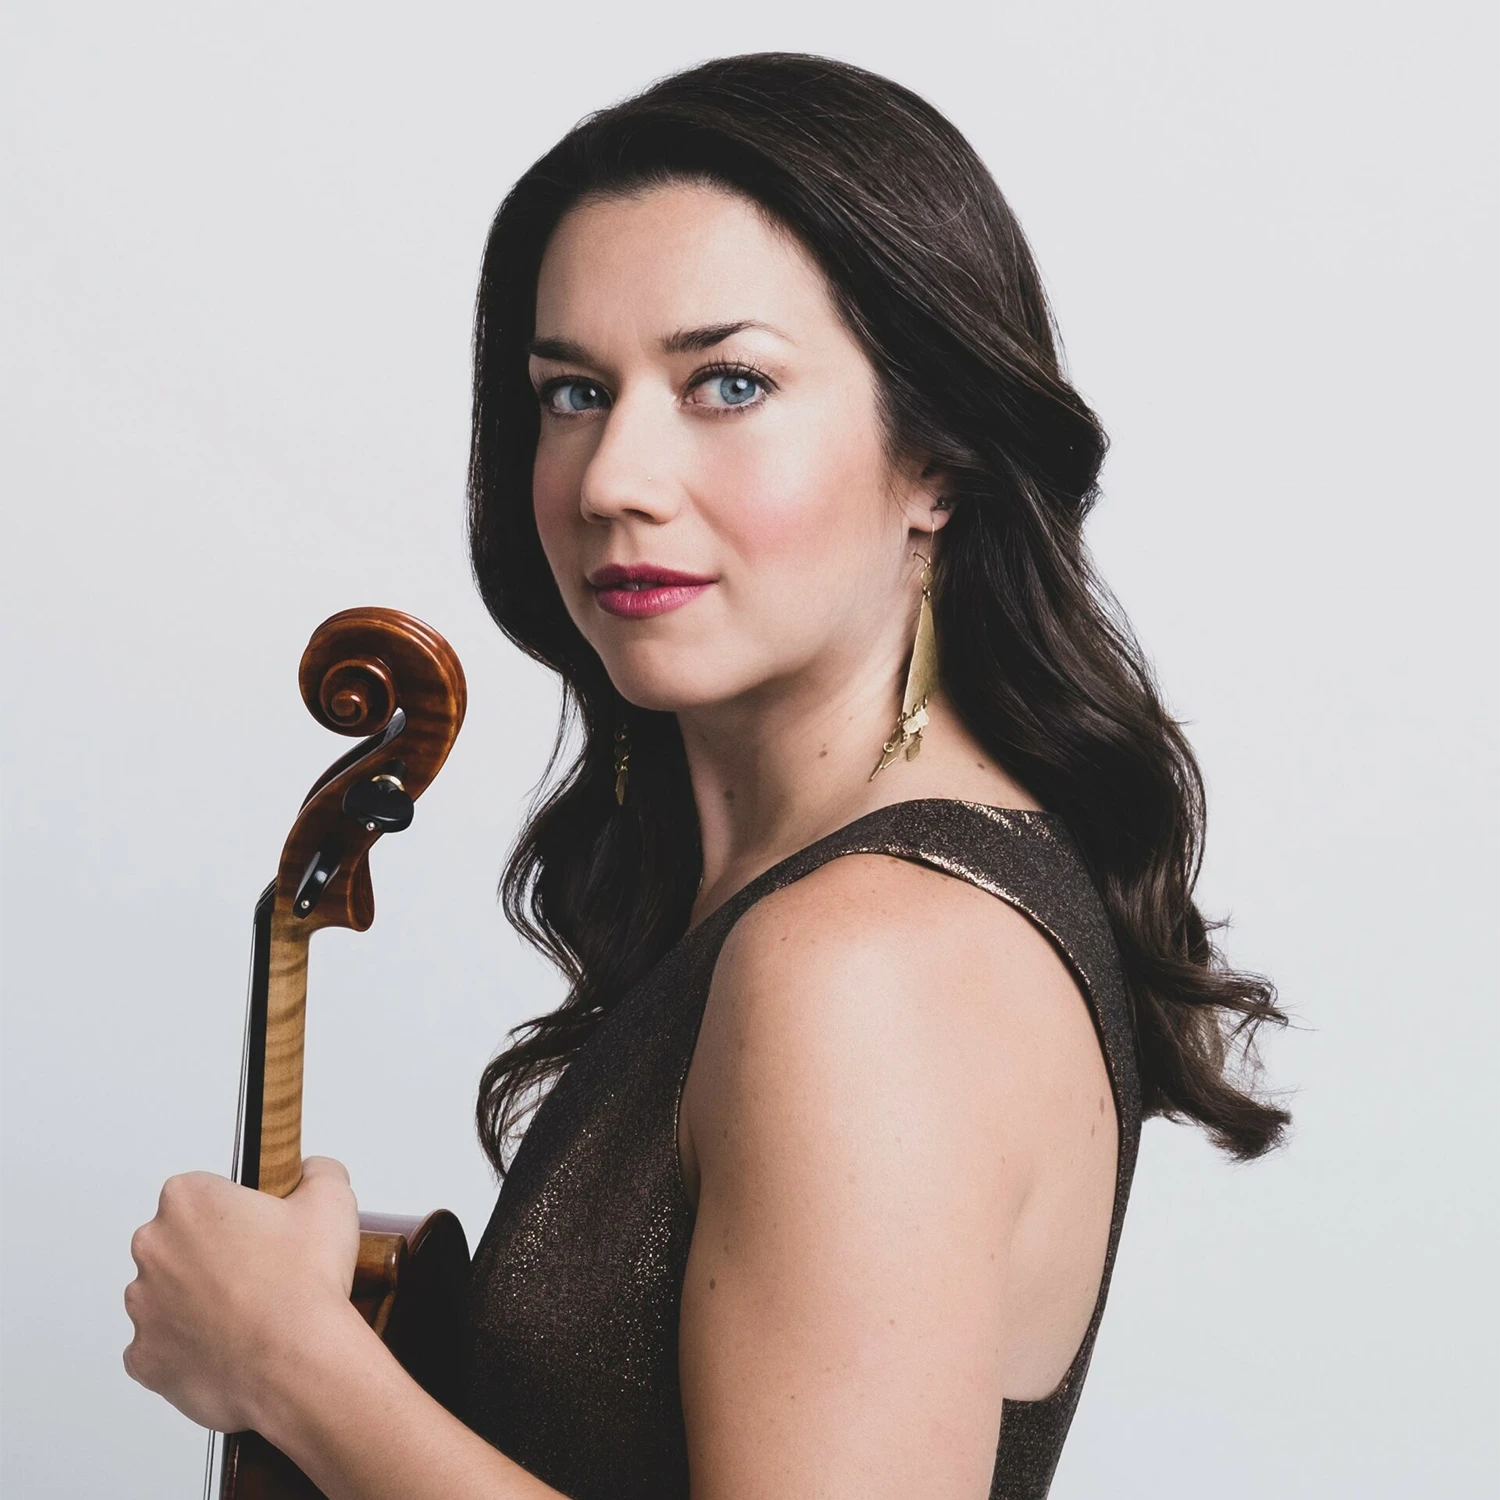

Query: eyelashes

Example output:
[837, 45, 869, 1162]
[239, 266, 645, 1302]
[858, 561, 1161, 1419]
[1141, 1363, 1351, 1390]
[535, 376, 608, 418]
[689, 362, 775, 415]
[535, 361, 778, 420]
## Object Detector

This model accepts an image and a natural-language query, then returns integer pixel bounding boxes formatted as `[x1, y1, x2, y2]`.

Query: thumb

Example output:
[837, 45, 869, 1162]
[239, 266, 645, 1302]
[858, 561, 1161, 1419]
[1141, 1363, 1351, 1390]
[299, 1155, 351, 1186]
[292, 1156, 355, 1207]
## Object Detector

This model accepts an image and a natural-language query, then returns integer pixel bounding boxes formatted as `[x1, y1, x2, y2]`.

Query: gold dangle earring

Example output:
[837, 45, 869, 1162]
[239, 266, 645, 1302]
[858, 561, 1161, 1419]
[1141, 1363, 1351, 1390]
[613, 718, 632, 806]
[870, 548, 938, 780]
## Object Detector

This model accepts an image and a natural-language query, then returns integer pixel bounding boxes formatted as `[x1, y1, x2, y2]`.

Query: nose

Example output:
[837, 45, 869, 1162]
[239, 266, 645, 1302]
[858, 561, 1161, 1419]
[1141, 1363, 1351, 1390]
[577, 388, 681, 526]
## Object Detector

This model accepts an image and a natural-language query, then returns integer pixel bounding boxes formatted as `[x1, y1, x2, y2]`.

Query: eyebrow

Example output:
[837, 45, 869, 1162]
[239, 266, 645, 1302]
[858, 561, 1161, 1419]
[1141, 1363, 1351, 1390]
[660, 319, 792, 355]
[527, 319, 792, 363]
[526, 334, 592, 364]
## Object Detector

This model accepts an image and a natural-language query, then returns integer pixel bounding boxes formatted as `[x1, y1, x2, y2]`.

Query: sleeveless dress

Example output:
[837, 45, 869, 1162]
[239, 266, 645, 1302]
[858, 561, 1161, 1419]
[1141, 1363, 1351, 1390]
[460, 798, 1143, 1499]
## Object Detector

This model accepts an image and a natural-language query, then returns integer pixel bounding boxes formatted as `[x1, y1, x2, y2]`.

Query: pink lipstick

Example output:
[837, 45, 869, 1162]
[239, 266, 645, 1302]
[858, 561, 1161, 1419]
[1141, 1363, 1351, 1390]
[588, 562, 717, 619]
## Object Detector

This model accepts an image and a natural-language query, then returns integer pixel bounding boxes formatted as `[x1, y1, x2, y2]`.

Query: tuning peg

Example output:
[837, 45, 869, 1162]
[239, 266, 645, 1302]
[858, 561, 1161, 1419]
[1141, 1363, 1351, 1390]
[343, 771, 414, 834]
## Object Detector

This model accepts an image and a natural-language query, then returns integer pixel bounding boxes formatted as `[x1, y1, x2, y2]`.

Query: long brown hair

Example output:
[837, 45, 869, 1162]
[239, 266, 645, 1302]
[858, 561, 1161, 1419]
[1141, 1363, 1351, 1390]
[467, 51, 1290, 1176]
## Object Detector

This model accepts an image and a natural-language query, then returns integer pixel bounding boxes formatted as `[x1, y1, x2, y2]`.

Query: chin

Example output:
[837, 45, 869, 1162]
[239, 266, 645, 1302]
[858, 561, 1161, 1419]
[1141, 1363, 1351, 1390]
[601, 647, 749, 715]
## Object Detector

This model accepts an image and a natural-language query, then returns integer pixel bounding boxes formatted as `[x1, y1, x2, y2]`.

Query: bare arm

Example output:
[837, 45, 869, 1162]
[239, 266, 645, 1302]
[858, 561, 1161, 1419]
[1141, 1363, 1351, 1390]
[251, 1299, 564, 1500]
[677, 853, 1115, 1500]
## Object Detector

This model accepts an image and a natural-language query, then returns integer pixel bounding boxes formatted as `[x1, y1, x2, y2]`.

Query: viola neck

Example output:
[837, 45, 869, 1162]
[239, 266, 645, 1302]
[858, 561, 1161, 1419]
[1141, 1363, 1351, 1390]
[232, 883, 309, 1197]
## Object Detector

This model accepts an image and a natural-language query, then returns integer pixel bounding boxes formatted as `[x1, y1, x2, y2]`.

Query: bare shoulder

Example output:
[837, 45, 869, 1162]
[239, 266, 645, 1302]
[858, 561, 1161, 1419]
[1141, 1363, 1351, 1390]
[677, 851, 1119, 1492]
[742, 848, 1080, 984]
[681, 852, 1116, 1224]
[688, 850, 1111, 1170]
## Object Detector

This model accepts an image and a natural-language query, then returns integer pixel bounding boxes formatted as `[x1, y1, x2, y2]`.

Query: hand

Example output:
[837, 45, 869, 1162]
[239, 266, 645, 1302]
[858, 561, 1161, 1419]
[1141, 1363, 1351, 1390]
[124, 1156, 361, 1433]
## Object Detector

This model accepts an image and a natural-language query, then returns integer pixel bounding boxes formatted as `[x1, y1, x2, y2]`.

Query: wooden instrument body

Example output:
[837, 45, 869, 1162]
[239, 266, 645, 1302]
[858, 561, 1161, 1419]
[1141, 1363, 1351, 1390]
[207, 608, 471, 1500]
[218, 1210, 471, 1499]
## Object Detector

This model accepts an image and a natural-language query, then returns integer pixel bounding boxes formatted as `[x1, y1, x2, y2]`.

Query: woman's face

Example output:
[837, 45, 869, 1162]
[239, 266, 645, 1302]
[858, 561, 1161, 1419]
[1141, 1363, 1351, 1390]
[529, 180, 941, 715]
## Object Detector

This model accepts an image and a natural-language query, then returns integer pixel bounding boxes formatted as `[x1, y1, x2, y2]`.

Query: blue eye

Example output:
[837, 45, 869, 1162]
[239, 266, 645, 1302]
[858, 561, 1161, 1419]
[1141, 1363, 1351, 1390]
[690, 363, 774, 414]
[541, 378, 608, 415]
[714, 373, 758, 405]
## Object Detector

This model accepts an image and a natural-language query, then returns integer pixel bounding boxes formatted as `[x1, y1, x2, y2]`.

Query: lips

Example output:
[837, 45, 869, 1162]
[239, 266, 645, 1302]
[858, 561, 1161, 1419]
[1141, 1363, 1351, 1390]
[587, 562, 717, 589]
[587, 562, 717, 620]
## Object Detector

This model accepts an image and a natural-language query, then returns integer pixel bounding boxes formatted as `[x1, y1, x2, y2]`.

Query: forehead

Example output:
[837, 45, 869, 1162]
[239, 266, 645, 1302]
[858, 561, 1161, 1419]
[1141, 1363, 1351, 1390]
[534, 182, 839, 344]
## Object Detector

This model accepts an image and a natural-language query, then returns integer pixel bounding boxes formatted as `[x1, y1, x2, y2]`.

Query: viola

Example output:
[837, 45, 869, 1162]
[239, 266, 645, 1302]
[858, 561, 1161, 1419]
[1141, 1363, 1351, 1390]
[205, 607, 472, 1499]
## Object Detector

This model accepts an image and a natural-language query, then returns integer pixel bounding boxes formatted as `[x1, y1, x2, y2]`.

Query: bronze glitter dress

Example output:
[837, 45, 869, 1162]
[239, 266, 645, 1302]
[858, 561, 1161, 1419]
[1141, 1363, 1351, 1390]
[460, 798, 1143, 1500]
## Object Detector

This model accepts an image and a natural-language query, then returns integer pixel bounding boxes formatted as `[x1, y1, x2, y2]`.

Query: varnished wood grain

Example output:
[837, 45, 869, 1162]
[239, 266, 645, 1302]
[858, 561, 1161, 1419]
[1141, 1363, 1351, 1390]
[254, 608, 467, 1200]
[255, 910, 310, 1197]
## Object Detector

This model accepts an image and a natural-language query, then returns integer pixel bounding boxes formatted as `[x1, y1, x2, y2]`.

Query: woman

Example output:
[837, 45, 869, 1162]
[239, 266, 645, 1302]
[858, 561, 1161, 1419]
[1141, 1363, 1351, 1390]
[124, 51, 1288, 1500]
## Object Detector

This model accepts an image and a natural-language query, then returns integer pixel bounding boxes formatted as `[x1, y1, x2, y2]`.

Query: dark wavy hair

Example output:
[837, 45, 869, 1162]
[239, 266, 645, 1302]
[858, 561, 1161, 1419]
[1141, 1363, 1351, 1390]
[467, 51, 1290, 1177]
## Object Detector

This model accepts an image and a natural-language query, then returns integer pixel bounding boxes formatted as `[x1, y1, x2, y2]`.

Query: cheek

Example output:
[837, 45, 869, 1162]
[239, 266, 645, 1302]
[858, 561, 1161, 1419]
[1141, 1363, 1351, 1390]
[530, 453, 605, 645]
[532, 451, 580, 577]
[702, 406, 889, 587]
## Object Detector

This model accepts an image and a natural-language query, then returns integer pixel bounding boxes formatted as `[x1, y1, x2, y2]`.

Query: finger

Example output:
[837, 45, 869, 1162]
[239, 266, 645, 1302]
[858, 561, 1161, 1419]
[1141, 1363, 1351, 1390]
[156, 1170, 223, 1217]
[299, 1156, 350, 1185]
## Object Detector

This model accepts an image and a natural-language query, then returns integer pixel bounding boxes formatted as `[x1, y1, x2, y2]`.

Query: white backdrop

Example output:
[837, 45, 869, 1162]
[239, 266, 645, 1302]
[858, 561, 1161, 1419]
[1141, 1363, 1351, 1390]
[2, 4, 1495, 1496]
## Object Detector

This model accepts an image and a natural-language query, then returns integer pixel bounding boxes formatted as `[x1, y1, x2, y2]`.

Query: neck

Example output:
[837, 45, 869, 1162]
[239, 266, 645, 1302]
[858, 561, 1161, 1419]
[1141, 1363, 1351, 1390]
[680, 659, 894, 869]
[678, 664, 1011, 926]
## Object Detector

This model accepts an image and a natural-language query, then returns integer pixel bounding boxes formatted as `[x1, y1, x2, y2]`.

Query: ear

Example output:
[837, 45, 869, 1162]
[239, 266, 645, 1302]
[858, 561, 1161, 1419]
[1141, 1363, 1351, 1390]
[895, 453, 954, 536]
